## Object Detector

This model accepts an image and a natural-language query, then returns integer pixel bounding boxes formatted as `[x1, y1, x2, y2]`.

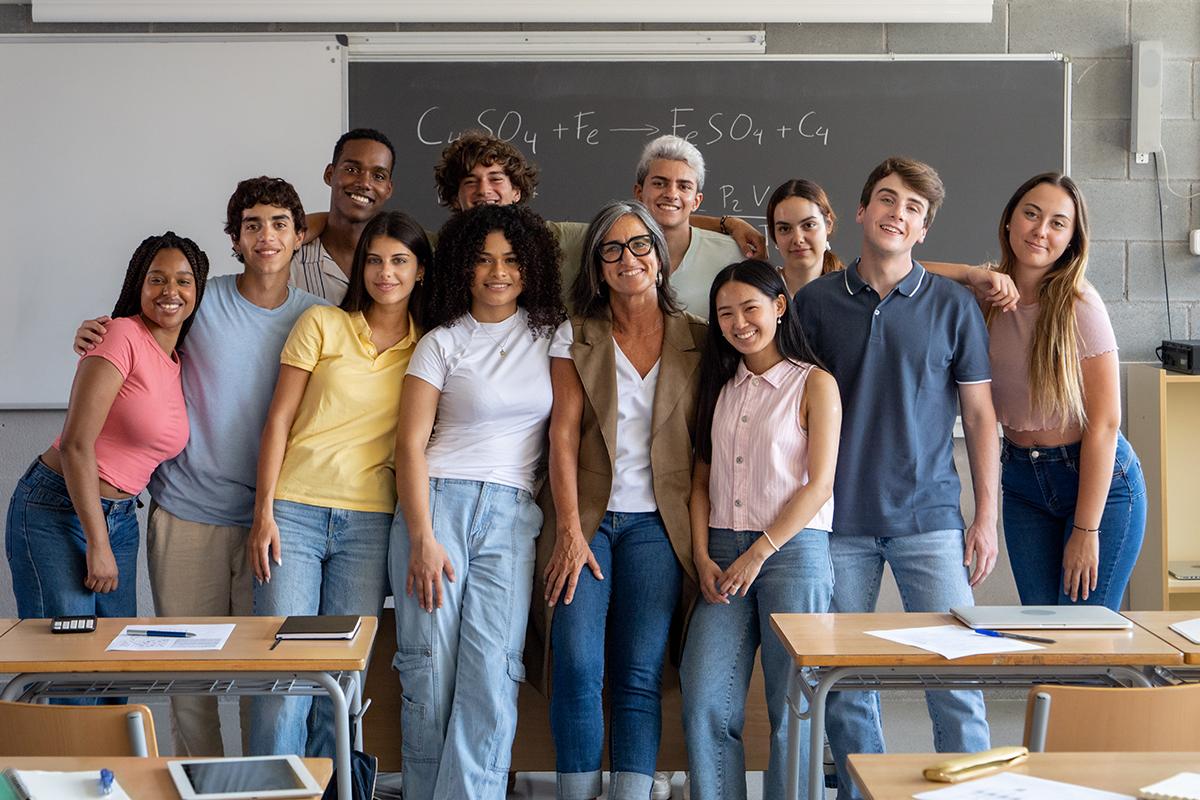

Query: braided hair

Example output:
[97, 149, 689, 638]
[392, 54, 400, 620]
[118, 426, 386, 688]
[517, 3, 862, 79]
[110, 232, 210, 349]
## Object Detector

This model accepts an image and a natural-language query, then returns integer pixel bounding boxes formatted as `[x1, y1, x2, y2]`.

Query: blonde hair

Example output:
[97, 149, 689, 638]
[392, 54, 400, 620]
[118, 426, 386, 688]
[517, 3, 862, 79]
[987, 173, 1091, 429]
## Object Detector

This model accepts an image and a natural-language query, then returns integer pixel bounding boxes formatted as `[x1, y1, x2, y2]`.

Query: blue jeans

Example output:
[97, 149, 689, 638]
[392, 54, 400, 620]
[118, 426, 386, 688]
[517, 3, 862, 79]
[1001, 433, 1147, 611]
[550, 511, 682, 800]
[681, 528, 834, 800]
[390, 478, 541, 800]
[6, 459, 139, 619]
[247, 499, 392, 758]
[825, 530, 990, 800]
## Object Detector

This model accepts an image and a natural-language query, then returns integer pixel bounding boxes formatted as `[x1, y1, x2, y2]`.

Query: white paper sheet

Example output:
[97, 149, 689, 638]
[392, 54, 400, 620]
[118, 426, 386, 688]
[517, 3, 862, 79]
[106, 623, 235, 652]
[914, 772, 1135, 800]
[864, 625, 1043, 660]
[1140, 771, 1200, 800]
[1169, 618, 1200, 646]
[11, 769, 133, 799]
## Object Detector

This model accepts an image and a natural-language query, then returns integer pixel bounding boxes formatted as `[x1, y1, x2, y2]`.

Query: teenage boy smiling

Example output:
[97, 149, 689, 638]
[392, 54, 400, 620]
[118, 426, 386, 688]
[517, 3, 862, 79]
[73, 177, 327, 758]
[791, 157, 1000, 800]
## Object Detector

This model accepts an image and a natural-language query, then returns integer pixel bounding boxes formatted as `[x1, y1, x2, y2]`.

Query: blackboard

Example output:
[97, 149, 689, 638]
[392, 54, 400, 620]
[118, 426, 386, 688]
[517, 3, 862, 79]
[349, 57, 1068, 265]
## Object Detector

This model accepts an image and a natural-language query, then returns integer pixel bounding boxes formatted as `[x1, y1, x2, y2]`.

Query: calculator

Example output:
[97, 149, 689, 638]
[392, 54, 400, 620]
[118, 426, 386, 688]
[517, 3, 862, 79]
[51, 615, 97, 633]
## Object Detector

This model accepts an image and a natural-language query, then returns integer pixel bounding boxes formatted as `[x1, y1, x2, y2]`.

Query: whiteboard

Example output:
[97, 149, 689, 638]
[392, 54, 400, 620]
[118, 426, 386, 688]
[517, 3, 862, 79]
[0, 38, 345, 408]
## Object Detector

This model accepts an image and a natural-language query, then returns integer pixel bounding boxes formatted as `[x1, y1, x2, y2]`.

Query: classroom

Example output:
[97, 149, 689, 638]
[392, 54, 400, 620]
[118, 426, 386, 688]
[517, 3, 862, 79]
[0, 1, 1198, 798]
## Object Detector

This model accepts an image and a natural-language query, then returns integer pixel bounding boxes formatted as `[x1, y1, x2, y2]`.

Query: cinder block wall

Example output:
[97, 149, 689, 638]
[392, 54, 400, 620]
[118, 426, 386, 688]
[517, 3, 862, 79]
[0, 0, 1196, 615]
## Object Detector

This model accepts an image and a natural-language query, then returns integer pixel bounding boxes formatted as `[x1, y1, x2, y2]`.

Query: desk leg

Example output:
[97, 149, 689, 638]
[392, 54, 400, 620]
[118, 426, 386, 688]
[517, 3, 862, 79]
[350, 672, 364, 751]
[785, 667, 803, 800]
[0, 675, 33, 702]
[305, 671, 352, 800]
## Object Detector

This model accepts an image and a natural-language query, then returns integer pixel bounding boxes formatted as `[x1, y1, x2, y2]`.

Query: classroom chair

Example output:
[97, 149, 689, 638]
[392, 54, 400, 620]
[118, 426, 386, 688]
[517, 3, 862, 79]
[0, 701, 157, 757]
[1024, 683, 1200, 752]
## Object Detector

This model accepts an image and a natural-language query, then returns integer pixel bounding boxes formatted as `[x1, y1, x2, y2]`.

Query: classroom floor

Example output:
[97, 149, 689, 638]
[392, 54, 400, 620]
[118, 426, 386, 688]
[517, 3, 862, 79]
[189, 691, 1029, 799]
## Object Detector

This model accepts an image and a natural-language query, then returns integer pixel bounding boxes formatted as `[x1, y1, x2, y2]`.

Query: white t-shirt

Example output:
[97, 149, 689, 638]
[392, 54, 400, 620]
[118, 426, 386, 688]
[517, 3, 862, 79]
[549, 331, 659, 513]
[408, 309, 572, 494]
[668, 226, 744, 319]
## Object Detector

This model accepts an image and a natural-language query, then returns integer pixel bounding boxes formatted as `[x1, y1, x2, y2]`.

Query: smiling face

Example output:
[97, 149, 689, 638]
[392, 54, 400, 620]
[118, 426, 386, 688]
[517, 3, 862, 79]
[234, 204, 302, 277]
[715, 279, 787, 360]
[634, 158, 702, 231]
[363, 235, 422, 308]
[1006, 182, 1077, 275]
[324, 138, 394, 223]
[597, 214, 660, 301]
[469, 230, 524, 321]
[772, 196, 830, 273]
[454, 162, 522, 211]
[856, 172, 929, 258]
[139, 248, 197, 332]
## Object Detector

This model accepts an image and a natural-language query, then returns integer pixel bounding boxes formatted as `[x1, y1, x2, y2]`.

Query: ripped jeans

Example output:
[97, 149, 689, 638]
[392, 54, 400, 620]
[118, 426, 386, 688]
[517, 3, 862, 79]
[388, 478, 541, 800]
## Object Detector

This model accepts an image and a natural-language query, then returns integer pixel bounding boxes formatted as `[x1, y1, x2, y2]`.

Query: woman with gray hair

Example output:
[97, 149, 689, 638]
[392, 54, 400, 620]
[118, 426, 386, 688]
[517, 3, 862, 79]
[529, 199, 706, 799]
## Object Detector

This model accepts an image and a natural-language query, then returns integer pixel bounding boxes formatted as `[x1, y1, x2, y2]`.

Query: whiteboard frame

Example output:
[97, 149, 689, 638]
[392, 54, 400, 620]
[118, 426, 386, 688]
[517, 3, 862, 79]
[0, 34, 347, 409]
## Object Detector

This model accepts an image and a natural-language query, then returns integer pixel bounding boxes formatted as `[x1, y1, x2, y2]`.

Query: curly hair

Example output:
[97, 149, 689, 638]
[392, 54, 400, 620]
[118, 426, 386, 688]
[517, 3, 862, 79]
[433, 131, 539, 209]
[423, 204, 564, 337]
[223, 176, 307, 263]
[111, 231, 210, 349]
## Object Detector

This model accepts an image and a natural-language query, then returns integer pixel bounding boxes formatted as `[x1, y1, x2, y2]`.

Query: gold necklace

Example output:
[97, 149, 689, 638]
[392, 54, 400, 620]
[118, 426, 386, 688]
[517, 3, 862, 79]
[477, 316, 517, 358]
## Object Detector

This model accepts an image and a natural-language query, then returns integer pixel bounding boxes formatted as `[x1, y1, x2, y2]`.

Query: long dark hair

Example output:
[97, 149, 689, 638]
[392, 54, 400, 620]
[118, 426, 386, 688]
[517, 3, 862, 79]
[340, 211, 431, 328]
[423, 204, 565, 337]
[695, 260, 824, 463]
[111, 231, 210, 349]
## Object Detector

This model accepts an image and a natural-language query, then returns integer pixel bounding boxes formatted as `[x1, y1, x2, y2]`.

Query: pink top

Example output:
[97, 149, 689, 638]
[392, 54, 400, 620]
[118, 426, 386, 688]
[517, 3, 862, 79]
[709, 359, 834, 533]
[988, 283, 1118, 432]
[52, 316, 189, 493]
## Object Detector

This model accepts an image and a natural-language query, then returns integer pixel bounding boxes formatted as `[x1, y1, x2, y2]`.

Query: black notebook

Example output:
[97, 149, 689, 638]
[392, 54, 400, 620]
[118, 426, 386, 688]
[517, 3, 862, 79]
[274, 615, 362, 640]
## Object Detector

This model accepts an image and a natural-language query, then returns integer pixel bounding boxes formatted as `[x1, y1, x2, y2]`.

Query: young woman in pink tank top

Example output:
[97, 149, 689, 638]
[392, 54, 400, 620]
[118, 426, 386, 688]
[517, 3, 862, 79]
[680, 259, 841, 800]
[7, 232, 209, 624]
[986, 174, 1145, 611]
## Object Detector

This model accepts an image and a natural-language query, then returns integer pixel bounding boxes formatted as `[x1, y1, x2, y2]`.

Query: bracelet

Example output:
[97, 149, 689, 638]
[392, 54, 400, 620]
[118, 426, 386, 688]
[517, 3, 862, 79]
[762, 531, 781, 553]
[1072, 524, 1100, 534]
[719, 214, 730, 235]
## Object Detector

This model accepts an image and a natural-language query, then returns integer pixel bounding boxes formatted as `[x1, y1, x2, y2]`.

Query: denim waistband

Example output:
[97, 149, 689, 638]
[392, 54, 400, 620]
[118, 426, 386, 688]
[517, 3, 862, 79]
[428, 476, 533, 502]
[1002, 431, 1131, 465]
[22, 458, 138, 512]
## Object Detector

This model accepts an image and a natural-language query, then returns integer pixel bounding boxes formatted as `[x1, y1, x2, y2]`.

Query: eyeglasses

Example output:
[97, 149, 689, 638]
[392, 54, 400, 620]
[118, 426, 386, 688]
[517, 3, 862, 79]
[597, 234, 654, 263]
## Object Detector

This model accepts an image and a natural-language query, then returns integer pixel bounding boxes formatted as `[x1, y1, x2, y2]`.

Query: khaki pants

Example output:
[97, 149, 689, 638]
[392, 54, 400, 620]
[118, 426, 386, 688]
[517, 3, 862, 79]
[147, 501, 254, 756]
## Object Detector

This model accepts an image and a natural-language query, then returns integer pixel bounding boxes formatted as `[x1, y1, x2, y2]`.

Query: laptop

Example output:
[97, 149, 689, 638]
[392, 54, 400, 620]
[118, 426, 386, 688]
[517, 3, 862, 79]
[951, 605, 1132, 630]
[1169, 561, 1200, 580]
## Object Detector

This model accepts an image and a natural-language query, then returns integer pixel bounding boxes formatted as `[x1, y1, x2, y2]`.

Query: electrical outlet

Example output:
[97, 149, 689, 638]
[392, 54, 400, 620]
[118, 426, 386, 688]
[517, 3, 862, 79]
[1191, 230, 1200, 257]
[1135, 152, 1150, 164]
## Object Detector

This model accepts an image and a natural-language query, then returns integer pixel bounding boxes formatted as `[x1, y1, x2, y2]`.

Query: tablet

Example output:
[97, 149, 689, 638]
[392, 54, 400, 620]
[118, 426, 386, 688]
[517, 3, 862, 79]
[167, 755, 323, 799]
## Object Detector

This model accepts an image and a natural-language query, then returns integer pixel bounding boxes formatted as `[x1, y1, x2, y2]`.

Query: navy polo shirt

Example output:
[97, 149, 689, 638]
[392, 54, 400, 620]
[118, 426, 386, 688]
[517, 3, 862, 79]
[792, 259, 990, 537]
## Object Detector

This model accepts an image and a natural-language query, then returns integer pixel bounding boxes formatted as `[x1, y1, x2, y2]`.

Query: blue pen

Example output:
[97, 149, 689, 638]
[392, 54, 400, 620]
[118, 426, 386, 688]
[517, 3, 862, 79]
[125, 629, 196, 638]
[98, 768, 114, 796]
[974, 628, 1056, 644]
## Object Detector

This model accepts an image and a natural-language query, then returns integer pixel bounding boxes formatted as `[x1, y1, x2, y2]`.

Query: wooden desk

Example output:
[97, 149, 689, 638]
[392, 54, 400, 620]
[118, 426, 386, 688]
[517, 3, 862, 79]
[0, 756, 331, 799]
[0, 619, 19, 639]
[1127, 610, 1200, 664]
[847, 751, 1200, 799]
[770, 612, 1184, 800]
[0, 617, 376, 800]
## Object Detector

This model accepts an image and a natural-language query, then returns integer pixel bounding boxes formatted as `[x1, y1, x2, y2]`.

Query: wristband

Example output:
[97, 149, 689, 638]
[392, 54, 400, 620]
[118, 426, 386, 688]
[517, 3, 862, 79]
[719, 215, 731, 235]
[1071, 524, 1100, 534]
[762, 531, 781, 553]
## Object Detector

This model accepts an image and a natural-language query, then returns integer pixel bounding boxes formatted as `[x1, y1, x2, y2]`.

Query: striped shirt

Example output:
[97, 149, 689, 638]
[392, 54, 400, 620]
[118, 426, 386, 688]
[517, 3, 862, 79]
[289, 239, 349, 303]
[709, 358, 833, 533]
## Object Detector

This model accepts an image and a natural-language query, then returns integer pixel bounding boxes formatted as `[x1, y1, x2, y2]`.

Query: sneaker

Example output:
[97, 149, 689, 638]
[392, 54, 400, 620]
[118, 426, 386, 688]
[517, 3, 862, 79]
[651, 770, 673, 800]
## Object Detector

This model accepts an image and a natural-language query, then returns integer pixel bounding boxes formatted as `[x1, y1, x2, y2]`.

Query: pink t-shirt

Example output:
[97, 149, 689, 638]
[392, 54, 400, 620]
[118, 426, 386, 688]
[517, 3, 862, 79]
[988, 283, 1118, 432]
[709, 359, 834, 533]
[53, 316, 189, 493]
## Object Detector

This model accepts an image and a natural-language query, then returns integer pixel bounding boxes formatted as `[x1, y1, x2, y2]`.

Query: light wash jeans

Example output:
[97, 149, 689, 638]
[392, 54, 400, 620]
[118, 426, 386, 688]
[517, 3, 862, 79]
[389, 478, 541, 800]
[1002, 434, 1147, 611]
[247, 498, 392, 758]
[550, 511, 682, 800]
[825, 529, 990, 800]
[681, 528, 833, 800]
[6, 458, 139, 619]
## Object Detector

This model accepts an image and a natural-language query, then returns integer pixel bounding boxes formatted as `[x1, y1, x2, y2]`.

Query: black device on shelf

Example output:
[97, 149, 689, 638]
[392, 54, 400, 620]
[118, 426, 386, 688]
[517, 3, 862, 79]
[1157, 340, 1200, 375]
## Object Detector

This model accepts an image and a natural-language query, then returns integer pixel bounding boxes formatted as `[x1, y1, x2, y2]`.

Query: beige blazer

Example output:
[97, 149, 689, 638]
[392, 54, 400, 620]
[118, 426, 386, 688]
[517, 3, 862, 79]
[527, 308, 706, 693]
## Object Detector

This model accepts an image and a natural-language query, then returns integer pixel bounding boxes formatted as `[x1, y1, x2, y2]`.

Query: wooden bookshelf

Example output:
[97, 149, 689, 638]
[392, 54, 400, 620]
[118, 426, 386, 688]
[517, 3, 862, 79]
[1128, 362, 1200, 610]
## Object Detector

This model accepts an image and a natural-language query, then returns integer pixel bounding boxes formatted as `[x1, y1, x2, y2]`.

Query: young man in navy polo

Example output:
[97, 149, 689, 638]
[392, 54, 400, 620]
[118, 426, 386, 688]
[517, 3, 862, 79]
[792, 157, 999, 800]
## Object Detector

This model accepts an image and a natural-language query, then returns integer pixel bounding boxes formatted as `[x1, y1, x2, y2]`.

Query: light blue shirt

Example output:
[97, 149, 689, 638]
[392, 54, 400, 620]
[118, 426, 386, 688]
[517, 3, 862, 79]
[149, 274, 328, 527]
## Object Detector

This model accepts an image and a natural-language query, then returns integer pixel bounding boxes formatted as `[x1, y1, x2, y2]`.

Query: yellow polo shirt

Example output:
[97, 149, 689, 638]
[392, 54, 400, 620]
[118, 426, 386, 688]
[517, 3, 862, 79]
[276, 305, 417, 513]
